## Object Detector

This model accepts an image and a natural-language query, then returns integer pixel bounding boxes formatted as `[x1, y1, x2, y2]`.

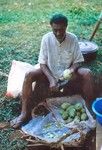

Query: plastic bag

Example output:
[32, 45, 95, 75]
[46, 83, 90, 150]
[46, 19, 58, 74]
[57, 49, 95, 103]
[6, 60, 40, 98]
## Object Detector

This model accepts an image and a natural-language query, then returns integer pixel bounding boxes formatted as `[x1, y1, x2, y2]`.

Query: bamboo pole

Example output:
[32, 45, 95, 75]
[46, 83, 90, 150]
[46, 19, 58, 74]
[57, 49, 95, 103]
[89, 12, 102, 41]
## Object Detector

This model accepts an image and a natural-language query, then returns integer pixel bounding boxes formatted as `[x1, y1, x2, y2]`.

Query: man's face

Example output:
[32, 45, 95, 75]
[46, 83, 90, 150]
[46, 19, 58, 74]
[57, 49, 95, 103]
[51, 23, 67, 43]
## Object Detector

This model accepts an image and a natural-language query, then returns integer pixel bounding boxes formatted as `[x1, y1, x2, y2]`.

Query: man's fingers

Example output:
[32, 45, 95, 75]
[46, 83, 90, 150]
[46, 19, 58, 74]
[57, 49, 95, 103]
[50, 86, 59, 92]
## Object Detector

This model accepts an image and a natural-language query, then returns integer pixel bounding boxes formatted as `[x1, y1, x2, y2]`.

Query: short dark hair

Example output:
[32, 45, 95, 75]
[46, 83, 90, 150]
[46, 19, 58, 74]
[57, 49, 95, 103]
[50, 13, 68, 26]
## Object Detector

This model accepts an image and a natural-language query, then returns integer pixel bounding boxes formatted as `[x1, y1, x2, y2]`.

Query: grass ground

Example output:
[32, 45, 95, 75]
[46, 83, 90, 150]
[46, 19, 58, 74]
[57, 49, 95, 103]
[0, 0, 102, 149]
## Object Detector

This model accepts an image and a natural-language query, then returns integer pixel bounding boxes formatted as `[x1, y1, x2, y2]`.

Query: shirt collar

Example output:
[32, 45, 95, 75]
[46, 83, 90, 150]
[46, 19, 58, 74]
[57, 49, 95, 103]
[53, 33, 66, 47]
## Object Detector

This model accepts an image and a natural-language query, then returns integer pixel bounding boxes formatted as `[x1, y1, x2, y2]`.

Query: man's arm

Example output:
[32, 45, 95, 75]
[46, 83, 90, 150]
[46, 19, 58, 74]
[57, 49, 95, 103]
[38, 35, 58, 91]
[40, 64, 58, 92]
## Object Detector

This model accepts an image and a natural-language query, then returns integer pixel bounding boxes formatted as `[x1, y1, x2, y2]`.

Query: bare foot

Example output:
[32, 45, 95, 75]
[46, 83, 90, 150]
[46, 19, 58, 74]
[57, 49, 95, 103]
[10, 112, 31, 129]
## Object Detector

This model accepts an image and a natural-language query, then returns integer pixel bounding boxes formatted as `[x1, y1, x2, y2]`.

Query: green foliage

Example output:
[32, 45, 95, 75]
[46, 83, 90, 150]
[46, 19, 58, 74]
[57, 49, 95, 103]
[0, 99, 20, 122]
[0, 0, 102, 149]
[0, 128, 27, 150]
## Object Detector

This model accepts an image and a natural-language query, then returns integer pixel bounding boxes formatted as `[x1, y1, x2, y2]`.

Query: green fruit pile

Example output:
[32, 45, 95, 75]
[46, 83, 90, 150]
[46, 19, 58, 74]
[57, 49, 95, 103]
[59, 102, 88, 123]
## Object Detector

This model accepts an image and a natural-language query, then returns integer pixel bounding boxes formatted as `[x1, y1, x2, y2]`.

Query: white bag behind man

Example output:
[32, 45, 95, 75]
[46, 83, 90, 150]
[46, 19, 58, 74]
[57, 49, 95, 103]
[6, 60, 39, 98]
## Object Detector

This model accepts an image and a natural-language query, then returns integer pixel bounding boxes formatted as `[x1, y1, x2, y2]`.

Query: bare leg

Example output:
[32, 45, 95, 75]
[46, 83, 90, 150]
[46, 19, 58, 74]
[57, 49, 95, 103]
[77, 68, 95, 108]
[63, 68, 95, 108]
[10, 69, 49, 129]
[10, 67, 95, 128]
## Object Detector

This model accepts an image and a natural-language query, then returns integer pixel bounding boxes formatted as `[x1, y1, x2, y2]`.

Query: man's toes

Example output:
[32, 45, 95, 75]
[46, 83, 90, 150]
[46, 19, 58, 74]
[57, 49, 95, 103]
[10, 118, 18, 126]
[10, 119, 23, 129]
[12, 122, 21, 129]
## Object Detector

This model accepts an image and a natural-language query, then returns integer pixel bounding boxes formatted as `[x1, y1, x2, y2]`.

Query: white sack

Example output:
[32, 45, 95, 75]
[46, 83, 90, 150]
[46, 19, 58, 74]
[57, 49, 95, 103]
[6, 60, 40, 98]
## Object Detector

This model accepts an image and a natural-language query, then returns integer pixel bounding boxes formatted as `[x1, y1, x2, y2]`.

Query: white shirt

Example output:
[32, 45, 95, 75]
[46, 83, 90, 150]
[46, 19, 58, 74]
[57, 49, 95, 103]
[38, 32, 84, 79]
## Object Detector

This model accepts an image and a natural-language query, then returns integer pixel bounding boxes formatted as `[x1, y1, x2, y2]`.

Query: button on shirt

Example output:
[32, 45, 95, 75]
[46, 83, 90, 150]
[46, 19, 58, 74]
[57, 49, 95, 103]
[38, 32, 84, 79]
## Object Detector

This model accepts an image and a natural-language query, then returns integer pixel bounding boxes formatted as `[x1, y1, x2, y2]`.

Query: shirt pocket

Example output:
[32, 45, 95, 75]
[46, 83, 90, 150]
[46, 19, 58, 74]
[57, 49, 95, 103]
[62, 50, 72, 61]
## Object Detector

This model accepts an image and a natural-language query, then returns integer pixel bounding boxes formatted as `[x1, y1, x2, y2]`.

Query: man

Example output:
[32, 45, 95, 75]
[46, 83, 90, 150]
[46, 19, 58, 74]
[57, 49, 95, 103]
[11, 14, 95, 129]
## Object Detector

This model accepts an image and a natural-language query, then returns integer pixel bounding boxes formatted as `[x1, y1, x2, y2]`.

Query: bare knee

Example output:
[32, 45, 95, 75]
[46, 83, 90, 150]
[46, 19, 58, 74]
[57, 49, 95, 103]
[25, 72, 35, 82]
[77, 68, 92, 80]
[24, 69, 44, 83]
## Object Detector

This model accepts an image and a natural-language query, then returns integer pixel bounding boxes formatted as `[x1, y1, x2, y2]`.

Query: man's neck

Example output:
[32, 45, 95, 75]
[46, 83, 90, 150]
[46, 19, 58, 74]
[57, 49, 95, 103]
[58, 35, 66, 44]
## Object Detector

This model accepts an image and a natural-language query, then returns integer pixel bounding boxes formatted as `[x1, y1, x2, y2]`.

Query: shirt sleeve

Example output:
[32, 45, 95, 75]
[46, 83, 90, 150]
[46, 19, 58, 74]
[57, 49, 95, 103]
[73, 37, 84, 63]
[38, 36, 48, 64]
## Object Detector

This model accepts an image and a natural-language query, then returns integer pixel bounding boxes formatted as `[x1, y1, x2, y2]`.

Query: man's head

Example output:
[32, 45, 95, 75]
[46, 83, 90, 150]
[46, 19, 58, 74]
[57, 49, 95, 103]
[50, 14, 68, 43]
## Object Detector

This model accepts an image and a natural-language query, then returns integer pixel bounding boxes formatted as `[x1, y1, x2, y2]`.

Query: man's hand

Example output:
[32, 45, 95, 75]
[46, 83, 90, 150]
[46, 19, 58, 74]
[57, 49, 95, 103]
[40, 64, 59, 92]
